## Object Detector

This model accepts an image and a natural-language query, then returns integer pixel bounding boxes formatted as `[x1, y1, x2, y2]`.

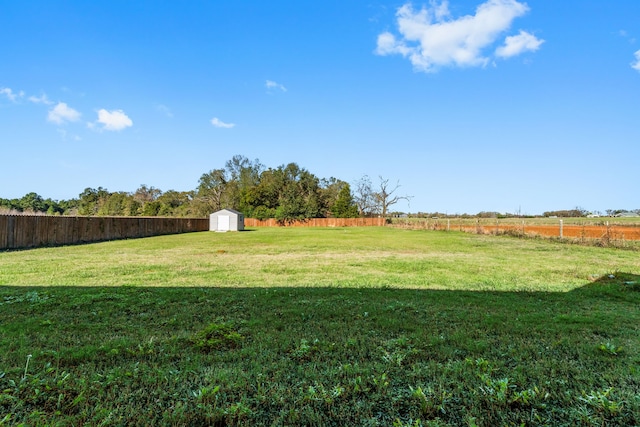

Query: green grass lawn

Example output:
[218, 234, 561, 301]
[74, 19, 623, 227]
[1, 228, 639, 426]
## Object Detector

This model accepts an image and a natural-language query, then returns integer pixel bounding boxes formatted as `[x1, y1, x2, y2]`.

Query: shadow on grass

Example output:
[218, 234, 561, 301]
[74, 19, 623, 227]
[570, 272, 640, 298]
[1, 273, 639, 426]
[1, 273, 637, 334]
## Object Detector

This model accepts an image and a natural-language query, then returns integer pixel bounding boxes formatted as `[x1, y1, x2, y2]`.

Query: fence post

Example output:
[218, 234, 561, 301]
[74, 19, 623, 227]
[447, 219, 450, 231]
[559, 219, 563, 238]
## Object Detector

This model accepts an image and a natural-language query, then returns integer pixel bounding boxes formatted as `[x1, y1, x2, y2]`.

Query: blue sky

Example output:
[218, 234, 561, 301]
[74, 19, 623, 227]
[1, 0, 639, 215]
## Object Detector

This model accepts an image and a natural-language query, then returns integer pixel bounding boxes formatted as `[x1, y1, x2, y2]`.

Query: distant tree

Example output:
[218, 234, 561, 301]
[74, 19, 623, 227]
[224, 155, 264, 212]
[196, 169, 228, 214]
[331, 183, 358, 218]
[273, 163, 324, 222]
[44, 198, 64, 215]
[476, 211, 500, 218]
[354, 175, 377, 217]
[320, 177, 348, 217]
[374, 176, 412, 218]
[77, 187, 109, 216]
[56, 198, 79, 216]
[543, 209, 586, 218]
[133, 184, 162, 203]
[156, 190, 192, 216]
[98, 192, 138, 216]
[0, 198, 17, 211]
[18, 192, 46, 213]
[245, 167, 281, 216]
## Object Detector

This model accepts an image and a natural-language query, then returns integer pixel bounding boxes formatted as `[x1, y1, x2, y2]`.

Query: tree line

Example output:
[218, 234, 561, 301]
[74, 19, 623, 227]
[0, 155, 411, 221]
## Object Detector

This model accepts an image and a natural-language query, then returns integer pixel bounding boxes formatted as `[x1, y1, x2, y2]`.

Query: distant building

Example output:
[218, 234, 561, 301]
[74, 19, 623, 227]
[210, 208, 244, 232]
[615, 212, 639, 218]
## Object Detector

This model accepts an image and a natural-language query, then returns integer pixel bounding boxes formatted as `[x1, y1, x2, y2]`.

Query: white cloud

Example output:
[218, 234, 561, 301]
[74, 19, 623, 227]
[266, 80, 287, 92]
[0, 87, 22, 102]
[91, 109, 133, 131]
[632, 50, 640, 72]
[211, 117, 235, 128]
[376, 0, 539, 72]
[28, 93, 53, 105]
[496, 30, 544, 58]
[47, 102, 81, 124]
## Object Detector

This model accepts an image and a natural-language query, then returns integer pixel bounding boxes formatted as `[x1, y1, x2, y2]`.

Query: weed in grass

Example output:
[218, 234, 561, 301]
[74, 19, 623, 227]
[598, 341, 623, 356]
[191, 322, 245, 352]
[579, 388, 624, 416]
[223, 401, 252, 419]
[381, 336, 419, 367]
[372, 372, 390, 392]
[348, 375, 370, 394]
[511, 387, 543, 407]
[0, 414, 12, 426]
[478, 375, 513, 406]
[3, 363, 84, 420]
[411, 386, 451, 418]
[290, 338, 320, 360]
[22, 354, 32, 381]
[393, 418, 426, 427]
[1, 291, 50, 306]
[192, 385, 220, 404]
[303, 382, 345, 405]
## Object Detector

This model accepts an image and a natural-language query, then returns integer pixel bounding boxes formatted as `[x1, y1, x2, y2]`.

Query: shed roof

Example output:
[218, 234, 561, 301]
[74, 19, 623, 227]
[212, 208, 243, 215]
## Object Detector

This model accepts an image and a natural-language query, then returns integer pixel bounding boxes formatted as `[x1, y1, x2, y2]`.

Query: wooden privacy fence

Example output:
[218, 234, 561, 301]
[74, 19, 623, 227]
[245, 217, 386, 227]
[0, 215, 210, 250]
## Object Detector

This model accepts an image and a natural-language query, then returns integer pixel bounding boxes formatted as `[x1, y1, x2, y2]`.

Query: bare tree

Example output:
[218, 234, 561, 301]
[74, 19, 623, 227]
[374, 176, 412, 217]
[133, 184, 162, 203]
[354, 175, 377, 217]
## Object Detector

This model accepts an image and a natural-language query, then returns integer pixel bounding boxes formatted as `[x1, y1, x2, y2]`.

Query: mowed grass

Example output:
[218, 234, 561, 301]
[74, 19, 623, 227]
[1, 227, 638, 290]
[1, 227, 639, 426]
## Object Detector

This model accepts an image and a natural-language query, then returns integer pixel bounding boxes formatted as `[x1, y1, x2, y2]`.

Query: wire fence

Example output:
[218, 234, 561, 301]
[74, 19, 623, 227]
[390, 218, 640, 244]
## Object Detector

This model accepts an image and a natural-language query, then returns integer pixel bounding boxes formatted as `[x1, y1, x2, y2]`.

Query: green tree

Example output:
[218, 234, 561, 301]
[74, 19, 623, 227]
[141, 201, 161, 216]
[0, 197, 19, 212]
[78, 187, 110, 216]
[196, 169, 228, 215]
[331, 183, 358, 218]
[245, 168, 280, 216]
[224, 155, 264, 213]
[98, 192, 137, 216]
[274, 163, 324, 222]
[156, 190, 192, 216]
[320, 177, 347, 217]
[18, 192, 46, 212]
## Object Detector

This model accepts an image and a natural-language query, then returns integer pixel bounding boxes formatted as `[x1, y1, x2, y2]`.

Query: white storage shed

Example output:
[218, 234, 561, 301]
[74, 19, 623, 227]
[210, 209, 244, 232]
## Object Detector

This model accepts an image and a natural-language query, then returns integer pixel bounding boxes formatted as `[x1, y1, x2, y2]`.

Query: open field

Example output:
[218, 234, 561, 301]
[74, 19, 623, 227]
[391, 217, 640, 244]
[1, 228, 639, 425]
[392, 216, 640, 228]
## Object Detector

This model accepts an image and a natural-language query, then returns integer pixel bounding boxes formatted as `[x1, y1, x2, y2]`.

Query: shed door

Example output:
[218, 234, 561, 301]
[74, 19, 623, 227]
[218, 215, 230, 231]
